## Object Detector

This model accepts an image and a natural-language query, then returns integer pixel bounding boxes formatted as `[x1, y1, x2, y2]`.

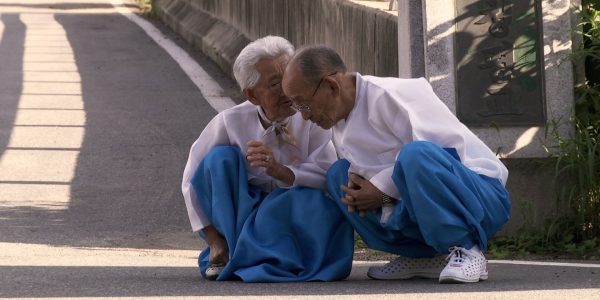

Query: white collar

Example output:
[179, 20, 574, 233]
[257, 106, 289, 131]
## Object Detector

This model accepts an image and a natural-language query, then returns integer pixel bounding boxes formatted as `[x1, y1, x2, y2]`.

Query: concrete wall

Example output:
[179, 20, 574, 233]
[154, 0, 398, 78]
[500, 158, 566, 234]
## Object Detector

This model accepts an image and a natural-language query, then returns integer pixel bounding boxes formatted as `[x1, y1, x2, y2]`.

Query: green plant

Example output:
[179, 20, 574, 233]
[545, 2, 600, 241]
[546, 116, 600, 240]
[488, 217, 600, 259]
[135, 0, 153, 14]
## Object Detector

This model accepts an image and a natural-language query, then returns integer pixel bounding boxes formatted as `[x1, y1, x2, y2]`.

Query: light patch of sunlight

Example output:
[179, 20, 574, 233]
[24, 53, 77, 62]
[428, 74, 449, 83]
[25, 39, 73, 48]
[0, 243, 197, 267]
[22, 82, 82, 95]
[0, 149, 80, 183]
[21, 43, 73, 53]
[505, 127, 539, 156]
[0, 0, 118, 15]
[14, 110, 86, 126]
[0, 11, 3, 45]
[8, 126, 84, 149]
[349, 1, 397, 16]
[0, 184, 71, 208]
[18, 94, 84, 109]
[24, 71, 81, 83]
[0, 13, 86, 212]
[23, 61, 79, 72]
[551, 38, 572, 55]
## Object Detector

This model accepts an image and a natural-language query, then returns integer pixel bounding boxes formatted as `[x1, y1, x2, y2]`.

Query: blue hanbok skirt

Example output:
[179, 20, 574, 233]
[327, 141, 511, 258]
[191, 146, 354, 282]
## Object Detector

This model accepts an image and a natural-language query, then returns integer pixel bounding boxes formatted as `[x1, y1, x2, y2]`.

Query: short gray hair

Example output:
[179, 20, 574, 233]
[293, 46, 347, 86]
[233, 36, 294, 90]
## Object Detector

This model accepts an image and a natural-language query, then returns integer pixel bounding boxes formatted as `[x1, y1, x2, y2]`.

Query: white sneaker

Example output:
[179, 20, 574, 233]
[439, 245, 488, 283]
[367, 255, 447, 280]
[205, 264, 224, 281]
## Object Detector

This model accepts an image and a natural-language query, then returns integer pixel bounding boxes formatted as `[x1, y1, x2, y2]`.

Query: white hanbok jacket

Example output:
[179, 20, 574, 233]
[332, 73, 509, 201]
[182, 101, 337, 232]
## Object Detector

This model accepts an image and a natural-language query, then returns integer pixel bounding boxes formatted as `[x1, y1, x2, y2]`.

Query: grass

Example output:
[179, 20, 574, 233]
[354, 230, 600, 261]
[544, 2, 600, 242]
[134, 0, 153, 14]
[487, 218, 600, 260]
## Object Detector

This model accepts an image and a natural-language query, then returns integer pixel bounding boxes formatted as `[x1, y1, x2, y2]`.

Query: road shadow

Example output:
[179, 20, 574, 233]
[0, 10, 233, 250]
[57, 11, 219, 248]
[0, 13, 24, 167]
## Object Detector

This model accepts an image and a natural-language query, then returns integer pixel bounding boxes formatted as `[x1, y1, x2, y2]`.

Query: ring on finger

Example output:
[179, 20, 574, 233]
[263, 154, 270, 162]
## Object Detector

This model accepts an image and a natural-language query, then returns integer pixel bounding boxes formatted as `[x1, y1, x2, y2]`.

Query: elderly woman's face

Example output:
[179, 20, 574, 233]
[248, 54, 295, 122]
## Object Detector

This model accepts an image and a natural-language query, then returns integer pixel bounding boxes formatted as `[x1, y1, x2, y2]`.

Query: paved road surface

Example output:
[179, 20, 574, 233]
[0, 0, 598, 299]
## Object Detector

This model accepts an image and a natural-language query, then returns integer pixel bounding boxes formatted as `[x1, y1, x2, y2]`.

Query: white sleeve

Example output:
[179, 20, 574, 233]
[181, 114, 230, 232]
[369, 166, 401, 200]
[366, 89, 411, 200]
[287, 125, 337, 191]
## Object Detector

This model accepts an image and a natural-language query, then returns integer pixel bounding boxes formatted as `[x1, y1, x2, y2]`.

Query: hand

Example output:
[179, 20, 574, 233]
[246, 140, 278, 171]
[246, 140, 294, 185]
[340, 173, 384, 217]
[341, 173, 359, 215]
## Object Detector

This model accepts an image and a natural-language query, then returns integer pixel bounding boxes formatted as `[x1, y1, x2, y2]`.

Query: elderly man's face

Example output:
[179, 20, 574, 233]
[282, 63, 340, 129]
[246, 54, 295, 122]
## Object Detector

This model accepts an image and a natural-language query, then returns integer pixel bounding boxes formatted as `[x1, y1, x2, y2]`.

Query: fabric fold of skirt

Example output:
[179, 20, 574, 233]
[191, 146, 354, 282]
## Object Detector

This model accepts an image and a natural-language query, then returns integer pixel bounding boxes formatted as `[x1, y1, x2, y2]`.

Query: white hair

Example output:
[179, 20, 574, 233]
[233, 36, 294, 91]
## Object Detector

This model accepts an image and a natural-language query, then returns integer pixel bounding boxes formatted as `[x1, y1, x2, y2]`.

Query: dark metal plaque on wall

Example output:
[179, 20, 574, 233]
[454, 0, 545, 126]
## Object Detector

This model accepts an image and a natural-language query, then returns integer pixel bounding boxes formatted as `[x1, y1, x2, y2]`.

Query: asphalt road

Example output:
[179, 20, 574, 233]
[0, 0, 598, 299]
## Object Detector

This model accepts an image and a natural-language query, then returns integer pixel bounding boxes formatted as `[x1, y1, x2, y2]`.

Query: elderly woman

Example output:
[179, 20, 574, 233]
[181, 36, 354, 282]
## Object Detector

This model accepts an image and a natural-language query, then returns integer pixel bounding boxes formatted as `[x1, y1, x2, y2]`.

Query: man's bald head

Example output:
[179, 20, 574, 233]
[282, 46, 356, 130]
[286, 46, 347, 86]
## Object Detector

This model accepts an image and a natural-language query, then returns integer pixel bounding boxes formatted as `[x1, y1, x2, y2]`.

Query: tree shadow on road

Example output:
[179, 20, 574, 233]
[0, 10, 225, 251]
[0, 13, 24, 174]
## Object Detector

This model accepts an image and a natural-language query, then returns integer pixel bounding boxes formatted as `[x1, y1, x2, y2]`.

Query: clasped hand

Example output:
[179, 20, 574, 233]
[341, 173, 384, 217]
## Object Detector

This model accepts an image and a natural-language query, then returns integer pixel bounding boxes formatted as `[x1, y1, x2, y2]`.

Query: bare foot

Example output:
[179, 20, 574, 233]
[209, 235, 229, 266]
[202, 225, 229, 280]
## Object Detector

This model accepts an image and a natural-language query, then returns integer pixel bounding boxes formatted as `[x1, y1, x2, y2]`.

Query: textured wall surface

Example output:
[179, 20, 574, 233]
[154, 0, 398, 77]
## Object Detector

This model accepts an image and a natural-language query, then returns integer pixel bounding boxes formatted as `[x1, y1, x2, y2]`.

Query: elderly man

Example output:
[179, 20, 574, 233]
[181, 38, 353, 282]
[282, 46, 510, 283]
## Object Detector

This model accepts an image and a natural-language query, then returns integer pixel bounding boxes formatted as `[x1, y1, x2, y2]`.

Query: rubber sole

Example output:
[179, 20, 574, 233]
[439, 273, 488, 283]
[367, 270, 440, 280]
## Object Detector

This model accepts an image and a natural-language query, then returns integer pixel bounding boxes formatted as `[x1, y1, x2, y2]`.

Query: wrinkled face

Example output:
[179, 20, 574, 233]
[246, 54, 295, 122]
[282, 63, 340, 129]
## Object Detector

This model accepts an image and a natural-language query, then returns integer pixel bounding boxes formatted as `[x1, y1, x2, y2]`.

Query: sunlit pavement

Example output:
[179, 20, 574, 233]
[0, 0, 599, 299]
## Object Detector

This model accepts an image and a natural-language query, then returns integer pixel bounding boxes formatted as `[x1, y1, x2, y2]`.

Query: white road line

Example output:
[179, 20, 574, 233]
[109, 0, 236, 113]
[489, 260, 600, 268]
[356, 260, 600, 268]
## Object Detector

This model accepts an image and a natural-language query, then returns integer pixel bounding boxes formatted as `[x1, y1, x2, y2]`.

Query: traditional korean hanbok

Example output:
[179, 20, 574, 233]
[326, 74, 511, 257]
[182, 101, 353, 282]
